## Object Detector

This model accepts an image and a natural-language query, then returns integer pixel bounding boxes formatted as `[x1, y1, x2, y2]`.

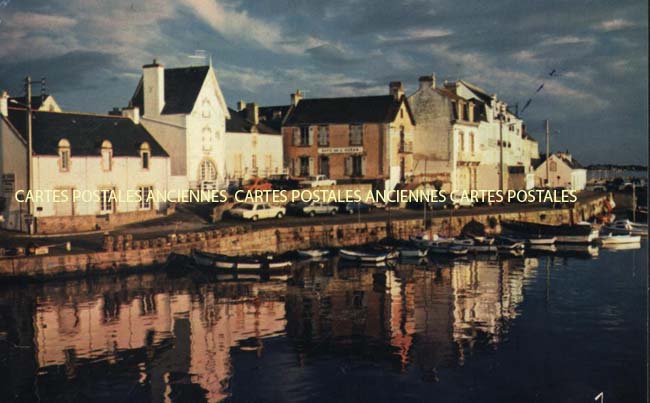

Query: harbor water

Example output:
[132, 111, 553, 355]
[0, 243, 646, 402]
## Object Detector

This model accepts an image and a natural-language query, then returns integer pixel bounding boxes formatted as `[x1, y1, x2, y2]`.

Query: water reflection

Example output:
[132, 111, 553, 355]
[0, 245, 645, 402]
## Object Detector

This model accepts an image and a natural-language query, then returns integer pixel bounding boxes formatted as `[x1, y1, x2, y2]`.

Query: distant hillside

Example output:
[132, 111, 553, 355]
[587, 164, 647, 171]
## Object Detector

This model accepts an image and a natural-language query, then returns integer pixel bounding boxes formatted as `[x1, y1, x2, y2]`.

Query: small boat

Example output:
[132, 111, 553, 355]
[453, 237, 497, 253]
[600, 242, 642, 251]
[429, 244, 469, 256]
[526, 236, 556, 246]
[382, 238, 428, 258]
[495, 236, 525, 251]
[409, 233, 452, 247]
[598, 233, 641, 245]
[191, 250, 293, 271]
[339, 247, 399, 264]
[398, 247, 428, 258]
[602, 220, 648, 236]
[297, 249, 330, 258]
[500, 220, 598, 243]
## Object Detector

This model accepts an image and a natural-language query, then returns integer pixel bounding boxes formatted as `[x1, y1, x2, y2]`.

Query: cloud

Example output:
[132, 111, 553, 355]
[179, 0, 325, 55]
[594, 18, 635, 32]
[3, 12, 77, 30]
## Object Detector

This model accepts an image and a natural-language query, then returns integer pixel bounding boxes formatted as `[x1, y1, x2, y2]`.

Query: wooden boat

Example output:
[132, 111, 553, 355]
[600, 242, 642, 251]
[297, 249, 330, 258]
[453, 237, 497, 253]
[500, 220, 597, 243]
[527, 236, 556, 246]
[339, 247, 399, 263]
[382, 238, 428, 258]
[399, 247, 428, 258]
[598, 233, 641, 245]
[409, 233, 452, 247]
[191, 250, 293, 271]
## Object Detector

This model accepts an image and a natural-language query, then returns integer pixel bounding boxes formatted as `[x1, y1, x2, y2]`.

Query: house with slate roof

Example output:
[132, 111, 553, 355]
[281, 82, 415, 191]
[408, 75, 539, 192]
[129, 60, 231, 190]
[533, 152, 587, 191]
[225, 102, 283, 182]
[0, 96, 171, 234]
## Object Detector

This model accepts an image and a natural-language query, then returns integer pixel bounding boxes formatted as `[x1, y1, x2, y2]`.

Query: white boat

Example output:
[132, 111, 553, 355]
[453, 237, 497, 253]
[528, 244, 557, 252]
[599, 233, 641, 245]
[339, 248, 399, 263]
[297, 249, 330, 258]
[409, 233, 452, 247]
[600, 242, 642, 251]
[602, 220, 648, 236]
[527, 237, 556, 246]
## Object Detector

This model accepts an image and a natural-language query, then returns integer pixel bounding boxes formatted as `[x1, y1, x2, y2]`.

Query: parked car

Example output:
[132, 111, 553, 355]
[452, 198, 474, 209]
[228, 203, 285, 221]
[335, 201, 374, 214]
[407, 199, 453, 210]
[268, 174, 300, 190]
[585, 183, 607, 192]
[299, 175, 337, 188]
[287, 201, 338, 216]
[243, 177, 272, 191]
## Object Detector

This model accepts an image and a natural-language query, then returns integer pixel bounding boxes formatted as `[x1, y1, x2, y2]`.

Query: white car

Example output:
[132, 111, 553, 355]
[229, 203, 285, 221]
[299, 175, 337, 188]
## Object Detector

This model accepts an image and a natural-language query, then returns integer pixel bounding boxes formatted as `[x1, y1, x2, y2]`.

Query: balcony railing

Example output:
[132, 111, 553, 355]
[399, 141, 413, 153]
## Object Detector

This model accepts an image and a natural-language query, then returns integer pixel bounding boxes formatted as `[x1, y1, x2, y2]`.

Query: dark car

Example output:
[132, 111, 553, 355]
[268, 174, 300, 190]
[335, 201, 374, 214]
[407, 199, 453, 210]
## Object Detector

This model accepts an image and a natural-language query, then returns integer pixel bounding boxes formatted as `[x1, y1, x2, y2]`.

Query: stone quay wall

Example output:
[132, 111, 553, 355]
[0, 195, 609, 280]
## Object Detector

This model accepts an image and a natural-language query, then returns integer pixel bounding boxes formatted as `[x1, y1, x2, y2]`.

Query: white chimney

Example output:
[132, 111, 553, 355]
[0, 91, 8, 117]
[389, 81, 404, 100]
[418, 74, 436, 91]
[122, 105, 140, 124]
[290, 89, 303, 106]
[237, 100, 246, 111]
[142, 59, 165, 116]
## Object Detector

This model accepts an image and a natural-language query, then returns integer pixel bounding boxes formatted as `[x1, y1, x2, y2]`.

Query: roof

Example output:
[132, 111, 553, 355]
[458, 80, 493, 104]
[9, 95, 50, 110]
[7, 110, 168, 157]
[225, 108, 280, 135]
[534, 153, 584, 170]
[130, 66, 210, 115]
[258, 105, 291, 131]
[284, 95, 415, 125]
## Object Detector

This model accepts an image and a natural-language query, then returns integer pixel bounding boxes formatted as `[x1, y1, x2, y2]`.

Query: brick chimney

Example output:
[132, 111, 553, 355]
[389, 81, 404, 100]
[418, 74, 436, 91]
[142, 59, 165, 116]
[0, 91, 9, 117]
[290, 89, 303, 106]
[246, 102, 259, 125]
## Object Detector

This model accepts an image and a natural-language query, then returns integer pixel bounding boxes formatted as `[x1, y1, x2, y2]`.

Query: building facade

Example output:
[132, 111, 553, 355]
[281, 82, 415, 191]
[0, 101, 170, 234]
[534, 152, 587, 191]
[408, 75, 539, 192]
[130, 60, 230, 190]
[224, 103, 284, 182]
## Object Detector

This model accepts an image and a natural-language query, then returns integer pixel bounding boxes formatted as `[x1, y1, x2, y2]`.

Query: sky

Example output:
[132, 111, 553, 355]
[0, 0, 647, 165]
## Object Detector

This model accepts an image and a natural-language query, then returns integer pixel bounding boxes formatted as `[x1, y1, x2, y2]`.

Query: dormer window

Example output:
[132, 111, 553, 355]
[101, 140, 113, 171]
[140, 142, 150, 170]
[58, 139, 70, 172]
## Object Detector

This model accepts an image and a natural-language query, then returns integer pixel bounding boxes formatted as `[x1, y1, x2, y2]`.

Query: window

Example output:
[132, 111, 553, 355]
[451, 102, 458, 120]
[300, 126, 311, 146]
[458, 132, 464, 152]
[318, 156, 329, 177]
[199, 159, 217, 181]
[469, 133, 475, 153]
[462, 103, 469, 121]
[99, 188, 114, 213]
[234, 154, 243, 178]
[101, 140, 112, 171]
[550, 161, 557, 172]
[139, 186, 153, 210]
[58, 139, 70, 172]
[352, 155, 363, 176]
[265, 154, 272, 176]
[140, 142, 150, 170]
[349, 125, 363, 146]
[251, 154, 258, 176]
[299, 157, 310, 176]
[317, 126, 329, 146]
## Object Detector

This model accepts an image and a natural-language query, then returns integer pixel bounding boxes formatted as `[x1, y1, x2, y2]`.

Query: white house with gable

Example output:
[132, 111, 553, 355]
[129, 60, 231, 190]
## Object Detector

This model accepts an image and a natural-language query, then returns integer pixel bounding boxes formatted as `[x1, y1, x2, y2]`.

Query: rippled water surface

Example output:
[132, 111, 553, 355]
[0, 243, 646, 402]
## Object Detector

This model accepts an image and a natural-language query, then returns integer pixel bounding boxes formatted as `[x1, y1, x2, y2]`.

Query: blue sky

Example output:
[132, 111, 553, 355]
[0, 0, 647, 164]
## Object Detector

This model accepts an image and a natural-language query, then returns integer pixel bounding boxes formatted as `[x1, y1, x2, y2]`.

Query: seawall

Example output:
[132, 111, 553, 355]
[0, 195, 609, 280]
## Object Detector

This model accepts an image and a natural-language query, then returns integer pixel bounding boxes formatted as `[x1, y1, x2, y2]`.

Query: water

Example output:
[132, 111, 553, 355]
[0, 243, 646, 403]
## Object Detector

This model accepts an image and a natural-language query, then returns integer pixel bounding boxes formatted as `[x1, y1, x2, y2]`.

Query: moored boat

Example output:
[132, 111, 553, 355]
[602, 219, 648, 236]
[598, 233, 641, 245]
[429, 244, 469, 256]
[297, 249, 330, 258]
[500, 220, 597, 243]
[339, 247, 399, 264]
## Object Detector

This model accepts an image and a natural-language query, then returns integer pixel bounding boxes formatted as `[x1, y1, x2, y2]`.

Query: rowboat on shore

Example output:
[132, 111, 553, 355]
[500, 220, 598, 244]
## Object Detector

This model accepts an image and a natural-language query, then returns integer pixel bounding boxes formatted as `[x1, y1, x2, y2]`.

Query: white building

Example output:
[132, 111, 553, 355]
[534, 152, 587, 191]
[224, 102, 284, 182]
[129, 60, 231, 190]
[0, 94, 171, 234]
[408, 75, 539, 192]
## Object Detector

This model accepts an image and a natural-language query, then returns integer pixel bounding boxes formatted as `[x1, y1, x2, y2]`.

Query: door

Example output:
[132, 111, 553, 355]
[54, 187, 74, 216]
